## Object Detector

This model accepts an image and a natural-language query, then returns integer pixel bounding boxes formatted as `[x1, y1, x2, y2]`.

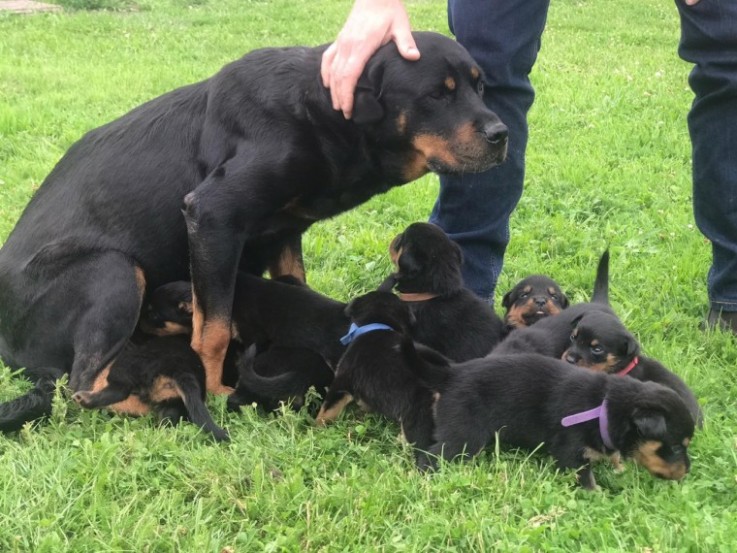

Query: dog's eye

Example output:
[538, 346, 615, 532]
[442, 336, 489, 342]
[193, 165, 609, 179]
[591, 345, 604, 355]
[519, 292, 529, 299]
[550, 293, 558, 300]
[570, 333, 576, 343]
[429, 89, 445, 100]
[477, 80, 484, 96]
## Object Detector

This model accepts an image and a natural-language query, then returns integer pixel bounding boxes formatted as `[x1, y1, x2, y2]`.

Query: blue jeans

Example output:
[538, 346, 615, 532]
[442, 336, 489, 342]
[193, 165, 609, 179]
[430, 0, 551, 303]
[677, 0, 737, 313]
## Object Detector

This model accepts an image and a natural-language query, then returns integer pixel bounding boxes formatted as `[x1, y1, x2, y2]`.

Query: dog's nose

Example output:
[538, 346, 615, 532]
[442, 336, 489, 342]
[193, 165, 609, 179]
[482, 121, 508, 145]
[534, 297, 547, 308]
[563, 352, 578, 365]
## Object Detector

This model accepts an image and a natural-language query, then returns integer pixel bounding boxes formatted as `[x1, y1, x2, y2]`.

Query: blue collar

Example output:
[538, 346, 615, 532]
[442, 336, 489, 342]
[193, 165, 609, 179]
[340, 322, 395, 345]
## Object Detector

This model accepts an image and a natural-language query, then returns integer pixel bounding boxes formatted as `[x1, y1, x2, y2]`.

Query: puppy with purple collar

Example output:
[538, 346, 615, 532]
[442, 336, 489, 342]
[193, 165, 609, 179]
[403, 345, 695, 489]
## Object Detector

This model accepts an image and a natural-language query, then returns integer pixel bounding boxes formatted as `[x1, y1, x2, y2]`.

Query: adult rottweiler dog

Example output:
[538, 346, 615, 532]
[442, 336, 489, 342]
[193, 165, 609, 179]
[73, 335, 229, 442]
[403, 346, 695, 489]
[316, 291, 436, 465]
[562, 311, 703, 426]
[0, 31, 507, 430]
[501, 274, 568, 330]
[379, 222, 506, 361]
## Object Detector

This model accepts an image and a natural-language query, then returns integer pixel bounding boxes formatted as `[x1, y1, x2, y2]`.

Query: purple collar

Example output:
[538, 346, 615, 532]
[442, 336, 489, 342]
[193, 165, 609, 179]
[561, 399, 614, 450]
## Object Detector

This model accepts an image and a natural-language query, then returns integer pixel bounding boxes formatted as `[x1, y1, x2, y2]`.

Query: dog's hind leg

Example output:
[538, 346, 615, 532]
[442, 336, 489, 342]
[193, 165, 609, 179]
[0, 368, 63, 432]
[315, 378, 354, 426]
[66, 255, 146, 392]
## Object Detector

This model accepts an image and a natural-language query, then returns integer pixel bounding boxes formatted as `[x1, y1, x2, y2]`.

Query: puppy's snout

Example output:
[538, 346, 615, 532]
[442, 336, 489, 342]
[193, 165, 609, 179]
[482, 121, 508, 145]
[563, 351, 579, 365]
[534, 297, 547, 308]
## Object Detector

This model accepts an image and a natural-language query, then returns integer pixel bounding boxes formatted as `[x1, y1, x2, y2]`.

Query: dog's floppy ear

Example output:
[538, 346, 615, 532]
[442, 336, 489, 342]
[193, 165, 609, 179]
[352, 65, 385, 125]
[559, 291, 570, 309]
[343, 298, 356, 318]
[626, 335, 639, 357]
[633, 408, 667, 438]
[501, 289, 515, 310]
[570, 313, 585, 328]
[396, 246, 423, 281]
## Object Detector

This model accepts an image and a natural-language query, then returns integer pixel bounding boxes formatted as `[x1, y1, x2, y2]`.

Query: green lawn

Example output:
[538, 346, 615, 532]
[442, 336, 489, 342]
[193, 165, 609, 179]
[1, 0, 735, 551]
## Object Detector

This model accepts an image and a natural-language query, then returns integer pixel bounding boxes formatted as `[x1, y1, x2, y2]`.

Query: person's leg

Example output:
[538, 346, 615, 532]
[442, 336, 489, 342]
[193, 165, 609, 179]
[676, 0, 737, 330]
[430, 0, 551, 303]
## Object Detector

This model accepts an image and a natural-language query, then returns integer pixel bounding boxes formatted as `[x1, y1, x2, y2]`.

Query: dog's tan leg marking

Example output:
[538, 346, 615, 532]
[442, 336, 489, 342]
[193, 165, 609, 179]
[268, 244, 305, 283]
[190, 291, 232, 395]
[149, 376, 182, 403]
[316, 394, 353, 426]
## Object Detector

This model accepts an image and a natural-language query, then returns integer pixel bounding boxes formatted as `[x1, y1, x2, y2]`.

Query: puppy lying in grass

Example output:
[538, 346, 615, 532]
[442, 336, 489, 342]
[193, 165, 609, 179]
[379, 222, 506, 361]
[403, 345, 695, 489]
[73, 335, 229, 441]
[316, 291, 436, 466]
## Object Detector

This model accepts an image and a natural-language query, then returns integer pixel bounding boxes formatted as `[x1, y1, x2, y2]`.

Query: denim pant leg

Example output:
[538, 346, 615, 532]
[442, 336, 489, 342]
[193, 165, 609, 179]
[429, 0, 551, 303]
[677, 0, 737, 312]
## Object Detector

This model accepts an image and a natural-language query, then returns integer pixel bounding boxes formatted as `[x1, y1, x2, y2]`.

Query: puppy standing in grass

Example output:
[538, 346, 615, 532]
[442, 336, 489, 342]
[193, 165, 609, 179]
[317, 292, 436, 465]
[403, 346, 695, 489]
[380, 222, 506, 361]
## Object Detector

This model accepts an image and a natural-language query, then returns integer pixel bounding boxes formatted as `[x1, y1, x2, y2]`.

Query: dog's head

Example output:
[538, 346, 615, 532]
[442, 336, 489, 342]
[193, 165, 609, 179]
[502, 275, 568, 329]
[561, 310, 639, 373]
[345, 291, 415, 334]
[611, 380, 694, 481]
[355, 32, 508, 181]
[387, 222, 463, 296]
[139, 281, 194, 336]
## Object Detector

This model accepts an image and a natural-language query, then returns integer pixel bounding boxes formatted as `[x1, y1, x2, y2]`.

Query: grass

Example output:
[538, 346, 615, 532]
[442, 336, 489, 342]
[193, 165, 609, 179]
[1, 0, 736, 551]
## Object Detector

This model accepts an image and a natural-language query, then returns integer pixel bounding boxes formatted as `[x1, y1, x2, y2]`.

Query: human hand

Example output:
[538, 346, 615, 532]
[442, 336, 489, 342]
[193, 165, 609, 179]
[321, 0, 420, 119]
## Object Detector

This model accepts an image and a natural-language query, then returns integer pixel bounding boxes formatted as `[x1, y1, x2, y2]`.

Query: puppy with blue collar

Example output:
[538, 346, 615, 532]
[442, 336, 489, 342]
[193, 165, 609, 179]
[317, 291, 437, 465]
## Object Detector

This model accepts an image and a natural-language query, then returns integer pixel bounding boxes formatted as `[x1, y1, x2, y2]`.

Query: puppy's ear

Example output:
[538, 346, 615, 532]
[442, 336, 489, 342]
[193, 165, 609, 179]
[570, 313, 585, 328]
[450, 240, 463, 266]
[559, 291, 570, 309]
[397, 247, 423, 281]
[633, 408, 667, 438]
[377, 274, 397, 292]
[625, 335, 639, 357]
[352, 66, 385, 125]
[343, 298, 356, 318]
[501, 289, 514, 310]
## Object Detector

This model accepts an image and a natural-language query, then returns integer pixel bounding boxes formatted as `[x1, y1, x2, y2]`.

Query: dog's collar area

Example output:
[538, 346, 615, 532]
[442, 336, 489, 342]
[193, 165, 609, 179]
[398, 292, 439, 302]
[340, 322, 395, 345]
[616, 356, 639, 377]
[561, 399, 614, 450]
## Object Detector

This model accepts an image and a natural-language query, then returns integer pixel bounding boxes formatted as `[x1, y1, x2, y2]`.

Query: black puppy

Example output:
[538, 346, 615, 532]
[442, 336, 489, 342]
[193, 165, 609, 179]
[492, 250, 615, 357]
[316, 291, 435, 465]
[562, 311, 703, 426]
[72, 335, 229, 441]
[227, 344, 334, 413]
[502, 274, 568, 330]
[136, 277, 337, 412]
[404, 347, 695, 489]
[379, 222, 506, 361]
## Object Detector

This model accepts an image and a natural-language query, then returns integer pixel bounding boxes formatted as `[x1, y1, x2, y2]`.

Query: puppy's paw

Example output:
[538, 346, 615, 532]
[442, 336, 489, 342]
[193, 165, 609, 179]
[209, 385, 235, 396]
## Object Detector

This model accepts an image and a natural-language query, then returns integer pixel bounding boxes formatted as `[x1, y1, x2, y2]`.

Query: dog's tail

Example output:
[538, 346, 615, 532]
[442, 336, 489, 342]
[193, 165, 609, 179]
[399, 337, 453, 391]
[591, 249, 610, 304]
[233, 344, 307, 400]
[173, 372, 229, 441]
[0, 367, 64, 433]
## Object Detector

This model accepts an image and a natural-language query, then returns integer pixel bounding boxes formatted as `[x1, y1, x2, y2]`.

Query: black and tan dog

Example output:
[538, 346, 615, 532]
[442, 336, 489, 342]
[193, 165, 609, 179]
[403, 346, 695, 489]
[316, 291, 436, 464]
[379, 222, 506, 361]
[501, 274, 568, 330]
[0, 32, 507, 430]
[562, 310, 703, 426]
[491, 250, 615, 357]
[72, 335, 229, 441]
[228, 345, 334, 413]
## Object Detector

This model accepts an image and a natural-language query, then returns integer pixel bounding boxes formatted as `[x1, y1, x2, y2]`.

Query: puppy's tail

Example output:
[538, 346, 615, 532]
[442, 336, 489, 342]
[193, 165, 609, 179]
[399, 337, 452, 391]
[0, 367, 64, 433]
[172, 372, 229, 441]
[591, 249, 610, 305]
[233, 344, 308, 400]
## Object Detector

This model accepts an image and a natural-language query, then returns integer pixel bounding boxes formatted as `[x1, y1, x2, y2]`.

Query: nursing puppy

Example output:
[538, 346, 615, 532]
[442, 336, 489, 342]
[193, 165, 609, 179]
[379, 222, 506, 361]
[562, 311, 703, 426]
[316, 291, 435, 464]
[73, 335, 229, 441]
[501, 274, 568, 330]
[404, 346, 695, 489]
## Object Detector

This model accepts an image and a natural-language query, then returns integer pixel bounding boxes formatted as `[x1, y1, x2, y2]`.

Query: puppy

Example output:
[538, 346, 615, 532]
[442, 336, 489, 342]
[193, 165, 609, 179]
[73, 335, 229, 441]
[227, 344, 334, 413]
[316, 291, 435, 465]
[403, 347, 695, 489]
[380, 222, 506, 361]
[491, 250, 614, 357]
[502, 274, 568, 330]
[562, 310, 703, 426]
